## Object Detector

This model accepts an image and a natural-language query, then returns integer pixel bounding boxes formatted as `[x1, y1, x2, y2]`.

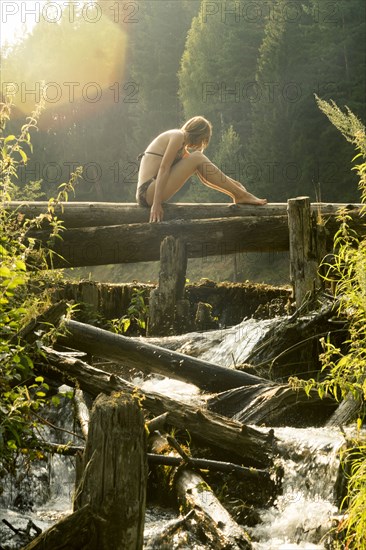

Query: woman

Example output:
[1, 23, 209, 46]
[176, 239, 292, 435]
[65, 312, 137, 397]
[136, 116, 267, 223]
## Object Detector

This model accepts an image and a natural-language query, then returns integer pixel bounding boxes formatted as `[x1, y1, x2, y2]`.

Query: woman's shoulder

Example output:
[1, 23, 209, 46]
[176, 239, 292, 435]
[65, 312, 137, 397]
[160, 128, 185, 141]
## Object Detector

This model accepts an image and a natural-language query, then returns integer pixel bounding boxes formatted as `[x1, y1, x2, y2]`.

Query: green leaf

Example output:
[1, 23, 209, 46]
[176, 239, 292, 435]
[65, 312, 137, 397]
[18, 149, 28, 164]
[0, 266, 12, 278]
[15, 259, 26, 271]
[4, 135, 17, 143]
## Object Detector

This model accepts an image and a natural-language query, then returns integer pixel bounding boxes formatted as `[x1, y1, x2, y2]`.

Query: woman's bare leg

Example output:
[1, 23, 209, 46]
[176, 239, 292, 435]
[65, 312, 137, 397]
[145, 151, 267, 205]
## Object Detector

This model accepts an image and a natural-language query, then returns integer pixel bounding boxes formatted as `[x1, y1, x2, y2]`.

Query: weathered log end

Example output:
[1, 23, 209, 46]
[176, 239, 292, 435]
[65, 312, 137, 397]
[74, 391, 147, 549]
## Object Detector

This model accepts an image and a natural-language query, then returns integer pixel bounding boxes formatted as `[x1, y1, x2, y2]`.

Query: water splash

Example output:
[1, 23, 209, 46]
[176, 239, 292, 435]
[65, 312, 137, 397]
[250, 427, 345, 550]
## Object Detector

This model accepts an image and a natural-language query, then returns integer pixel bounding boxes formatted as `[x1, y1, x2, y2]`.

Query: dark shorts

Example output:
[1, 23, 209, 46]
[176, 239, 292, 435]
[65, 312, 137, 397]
[136, 178, 155, 207]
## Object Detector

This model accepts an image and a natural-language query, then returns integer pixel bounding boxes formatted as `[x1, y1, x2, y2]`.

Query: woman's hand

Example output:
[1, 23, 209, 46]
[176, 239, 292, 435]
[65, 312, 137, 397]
[150, 202, 164, 223]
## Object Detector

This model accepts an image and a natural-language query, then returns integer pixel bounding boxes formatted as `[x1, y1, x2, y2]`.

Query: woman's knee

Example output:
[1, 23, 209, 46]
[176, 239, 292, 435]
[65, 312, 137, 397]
[189, 150, 207, 167]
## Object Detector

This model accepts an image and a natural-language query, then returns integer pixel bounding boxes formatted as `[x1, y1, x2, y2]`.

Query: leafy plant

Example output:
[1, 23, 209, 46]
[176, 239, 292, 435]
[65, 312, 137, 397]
[0, 97, 82, 470]
[291, 97, 366, 549]
[109, 286, 149, 335]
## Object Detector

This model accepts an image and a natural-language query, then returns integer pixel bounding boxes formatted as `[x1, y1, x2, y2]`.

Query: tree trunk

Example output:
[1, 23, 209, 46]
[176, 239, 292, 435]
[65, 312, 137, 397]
[288, 197, 319, 307]
[59, 319, 268, 392]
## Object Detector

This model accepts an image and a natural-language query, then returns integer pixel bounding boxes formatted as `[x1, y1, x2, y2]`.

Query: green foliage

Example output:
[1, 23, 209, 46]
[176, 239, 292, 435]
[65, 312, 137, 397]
[0, 99, 82, 470]
[291, 99, 366, 548]
[109, 286, 149, 335]
[337, 444, 366, 549]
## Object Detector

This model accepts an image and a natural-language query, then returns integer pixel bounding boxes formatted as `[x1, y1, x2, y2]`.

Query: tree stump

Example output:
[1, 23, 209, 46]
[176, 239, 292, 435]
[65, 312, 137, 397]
[74, 392, 147, 550]
[147, 236, 190, 335]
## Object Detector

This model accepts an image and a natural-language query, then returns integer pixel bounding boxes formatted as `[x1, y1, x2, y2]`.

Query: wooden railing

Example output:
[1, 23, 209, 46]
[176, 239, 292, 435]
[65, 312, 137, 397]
[6, 198, 365, 309]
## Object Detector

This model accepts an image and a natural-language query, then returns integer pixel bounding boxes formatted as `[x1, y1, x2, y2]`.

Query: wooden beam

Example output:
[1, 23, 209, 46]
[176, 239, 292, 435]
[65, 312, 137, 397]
[6, 200, 363, 227]
[29, 215, 290, 267]
[19, 201, 366, 268]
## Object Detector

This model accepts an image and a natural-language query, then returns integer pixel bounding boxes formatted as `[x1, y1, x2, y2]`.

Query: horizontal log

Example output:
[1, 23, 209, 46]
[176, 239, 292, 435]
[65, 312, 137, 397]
[60, 319, 268, 392]
[6, 201, 363, 227]
[29, 216, 290, 267]
[40, 348, 274, 467]
[27, 206, 366, 268]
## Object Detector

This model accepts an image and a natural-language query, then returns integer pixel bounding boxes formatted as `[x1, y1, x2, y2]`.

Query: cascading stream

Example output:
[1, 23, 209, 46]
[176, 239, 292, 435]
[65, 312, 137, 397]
[250, 427, 346, 550]
[0, 317, 348, 549]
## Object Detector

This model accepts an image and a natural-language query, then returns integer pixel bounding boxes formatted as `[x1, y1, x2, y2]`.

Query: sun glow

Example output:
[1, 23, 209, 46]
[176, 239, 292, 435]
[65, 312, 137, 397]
[1, 1, 128, 119]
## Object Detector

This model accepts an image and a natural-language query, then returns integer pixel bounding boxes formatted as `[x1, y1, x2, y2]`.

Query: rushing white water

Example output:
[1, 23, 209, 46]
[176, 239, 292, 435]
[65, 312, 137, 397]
[250, 427, 345, 550]
[145, 317, 275, 368]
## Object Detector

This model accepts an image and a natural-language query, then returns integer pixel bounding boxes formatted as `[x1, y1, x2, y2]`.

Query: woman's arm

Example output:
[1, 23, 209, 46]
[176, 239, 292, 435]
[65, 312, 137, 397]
[150, 131, 184, 222]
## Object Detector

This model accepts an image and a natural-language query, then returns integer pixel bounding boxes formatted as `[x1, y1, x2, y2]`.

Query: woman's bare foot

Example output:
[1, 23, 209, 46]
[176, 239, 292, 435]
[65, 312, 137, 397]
[234, 189, 267, 205]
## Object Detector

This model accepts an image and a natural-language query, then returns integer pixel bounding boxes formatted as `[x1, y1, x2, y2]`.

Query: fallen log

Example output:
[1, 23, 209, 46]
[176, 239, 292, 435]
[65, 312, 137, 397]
[176, 469, 252, 549]
[145, 510, 195, 550]
[39, 348, 275, 467]
[326, 393, 364, 427]
[6, 201, 363, 228]
[147, 453, 269, 482]
[12, 300, 68, 345]
[59, 319, 269, 392]
[150, 433, 252, 549]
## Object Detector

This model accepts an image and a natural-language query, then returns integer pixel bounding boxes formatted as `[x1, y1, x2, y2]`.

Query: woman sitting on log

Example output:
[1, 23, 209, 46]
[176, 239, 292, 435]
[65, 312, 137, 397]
[136, 116, 267, 223]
